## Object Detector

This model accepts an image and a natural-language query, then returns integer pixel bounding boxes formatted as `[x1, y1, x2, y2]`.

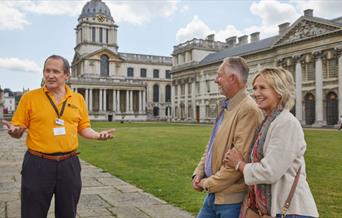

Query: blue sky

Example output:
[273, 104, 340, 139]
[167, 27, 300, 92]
[0, 0, 341, 91]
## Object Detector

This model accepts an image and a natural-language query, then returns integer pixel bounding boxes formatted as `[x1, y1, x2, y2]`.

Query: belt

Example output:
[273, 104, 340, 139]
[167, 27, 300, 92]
[28, 149, 80, 162]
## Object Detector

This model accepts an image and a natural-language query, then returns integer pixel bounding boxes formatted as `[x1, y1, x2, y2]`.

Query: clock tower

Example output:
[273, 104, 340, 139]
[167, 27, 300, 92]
[74, 0, 118, 55]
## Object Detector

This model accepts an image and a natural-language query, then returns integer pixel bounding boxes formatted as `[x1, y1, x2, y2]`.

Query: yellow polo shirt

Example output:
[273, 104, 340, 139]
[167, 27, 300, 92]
[11, 85, 90, 153]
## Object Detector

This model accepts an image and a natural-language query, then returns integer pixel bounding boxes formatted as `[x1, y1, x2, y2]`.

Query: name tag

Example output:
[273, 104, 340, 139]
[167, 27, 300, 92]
[55, 118, 64, 126]
[53, 127, 66, 136]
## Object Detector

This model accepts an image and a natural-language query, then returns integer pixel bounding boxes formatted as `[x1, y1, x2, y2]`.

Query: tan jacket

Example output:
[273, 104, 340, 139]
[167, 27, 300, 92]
[193, 88, 262, 204]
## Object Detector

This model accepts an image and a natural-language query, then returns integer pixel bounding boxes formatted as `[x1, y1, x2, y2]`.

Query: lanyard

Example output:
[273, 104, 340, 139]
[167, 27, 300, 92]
[45, 93, 67, 118]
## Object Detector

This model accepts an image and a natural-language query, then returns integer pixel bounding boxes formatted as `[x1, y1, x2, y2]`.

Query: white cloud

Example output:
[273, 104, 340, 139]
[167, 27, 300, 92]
[215, 25, 242, 42]
[176, 15, 213, 43]
[0, 0, 180, 30]
[17, 1, 85, 16]
[0, 2, 30, 30]
[0, 58, 41, 73]
[175, 0, 301, 44]
[250, 0, 299, 26]
[107, 1, 179, 25]
[290, 0, 342, 19]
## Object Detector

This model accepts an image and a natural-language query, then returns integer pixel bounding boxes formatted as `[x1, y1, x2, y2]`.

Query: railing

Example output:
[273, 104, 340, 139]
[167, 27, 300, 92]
[173, 38, 226, 54]
[119, 53, 172, 64]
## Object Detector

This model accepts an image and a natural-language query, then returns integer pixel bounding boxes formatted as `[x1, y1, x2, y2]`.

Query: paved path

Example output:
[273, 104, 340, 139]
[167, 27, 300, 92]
[0, 130, 195, 218]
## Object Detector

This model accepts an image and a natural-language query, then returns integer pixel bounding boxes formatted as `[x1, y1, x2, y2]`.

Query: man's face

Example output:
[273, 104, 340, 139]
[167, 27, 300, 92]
[215, 63, 233, 97]
[43, 58, 69, 91]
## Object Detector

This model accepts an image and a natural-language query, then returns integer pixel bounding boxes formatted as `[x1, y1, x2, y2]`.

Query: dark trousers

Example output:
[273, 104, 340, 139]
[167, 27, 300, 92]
[21, 151, 82, 218]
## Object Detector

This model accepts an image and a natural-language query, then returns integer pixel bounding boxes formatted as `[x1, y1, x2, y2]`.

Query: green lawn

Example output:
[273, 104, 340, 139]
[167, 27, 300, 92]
[78, 122, 342, 217]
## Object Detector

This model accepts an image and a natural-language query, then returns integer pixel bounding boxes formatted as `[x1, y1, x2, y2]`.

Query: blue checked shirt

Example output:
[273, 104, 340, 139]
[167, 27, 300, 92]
[204, 99, 229, 177]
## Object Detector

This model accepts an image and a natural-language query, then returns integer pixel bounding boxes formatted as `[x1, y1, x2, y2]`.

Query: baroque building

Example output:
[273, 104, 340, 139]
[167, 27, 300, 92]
[171, 9, 342, 127]
[69, 0, 172, 121]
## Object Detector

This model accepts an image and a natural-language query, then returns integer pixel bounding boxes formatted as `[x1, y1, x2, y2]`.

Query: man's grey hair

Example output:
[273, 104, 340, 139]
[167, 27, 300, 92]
[222, 56, 249, 83]
[43, 55, 70, 75]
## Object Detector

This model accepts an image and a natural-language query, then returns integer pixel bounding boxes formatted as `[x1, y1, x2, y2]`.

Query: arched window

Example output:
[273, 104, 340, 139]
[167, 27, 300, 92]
[153, 84, 159, 102]
[165, 70, 171, 79]
[165, 85, 171, 102]
[326, 92, 338, 125]
[100, 55, 109, 76]
[304, 93, 315, 125]
[92, 27, 96, 42]
[153, 107, 159, 116]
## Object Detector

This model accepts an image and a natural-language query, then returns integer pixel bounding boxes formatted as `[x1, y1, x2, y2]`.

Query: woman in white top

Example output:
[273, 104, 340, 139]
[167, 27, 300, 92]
[224, 68, 318, 218]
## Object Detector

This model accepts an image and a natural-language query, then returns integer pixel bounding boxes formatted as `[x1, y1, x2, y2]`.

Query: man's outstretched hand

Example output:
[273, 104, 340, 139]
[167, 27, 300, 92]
[97, 128, 116, 140]
[1, 120, 26, 139]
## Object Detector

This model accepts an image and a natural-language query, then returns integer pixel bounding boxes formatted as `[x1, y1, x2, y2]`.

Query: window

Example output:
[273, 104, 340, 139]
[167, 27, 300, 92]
[100, 55, 109, 76]
[140, 68, 147, 78]
[92, 27, 96, 42]
[106, 29, 109, 44]
[165, 70, 171, 79]
[127, 67, 134, 77]
[153, 84, 159, 102]
[99, 27, 103, 43]
[153, 69, 159, 78]
[165, 85, 171, 102]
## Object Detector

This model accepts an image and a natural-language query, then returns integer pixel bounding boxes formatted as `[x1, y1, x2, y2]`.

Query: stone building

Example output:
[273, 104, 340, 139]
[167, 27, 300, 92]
[69, 0, 172, 121]
[0, 87, 3, 120]
[171, 9, 342, 126]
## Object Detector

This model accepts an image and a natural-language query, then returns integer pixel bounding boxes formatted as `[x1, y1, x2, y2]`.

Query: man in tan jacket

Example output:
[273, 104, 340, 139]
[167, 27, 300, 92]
[193, 57, 262, 218]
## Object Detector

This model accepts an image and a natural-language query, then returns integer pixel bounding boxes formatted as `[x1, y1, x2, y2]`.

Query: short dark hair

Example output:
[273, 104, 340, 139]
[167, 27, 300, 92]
[43, 55, 70, 75]
[222, 56, 249, 83]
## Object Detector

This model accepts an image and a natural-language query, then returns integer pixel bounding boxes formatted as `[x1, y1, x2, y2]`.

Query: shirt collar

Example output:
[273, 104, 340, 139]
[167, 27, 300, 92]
[43, 85, 73, 99]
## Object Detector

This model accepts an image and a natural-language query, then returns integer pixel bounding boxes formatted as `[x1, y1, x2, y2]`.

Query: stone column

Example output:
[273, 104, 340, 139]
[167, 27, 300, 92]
[314, 51, 324, 126]
[177, 83, 181, 119]
[99, 89, 103, 112]
[130, 90, 133, 112]
[337, 48, 342, 117]
[112, 90, 116, 112]
[139, 90, 143, 113]
[85, 88, 89, 109]
[171, 83, 175, 119]
[126, 90, 129, 113]
[117, 90, 121, 113]
[184, 82, 188, 119]
[89, 88, 93, 111]
[143, 89, 146, 113]
[294, 55, 303, 123]
[192, 80, 196, 121]
[103, 89, 107, 112]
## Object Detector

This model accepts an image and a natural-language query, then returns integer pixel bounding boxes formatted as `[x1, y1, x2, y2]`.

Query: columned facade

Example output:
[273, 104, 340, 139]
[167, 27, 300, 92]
[171, 9, 342, 126]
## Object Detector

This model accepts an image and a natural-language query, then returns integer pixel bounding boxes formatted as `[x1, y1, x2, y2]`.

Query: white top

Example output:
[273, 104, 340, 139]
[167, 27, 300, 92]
[243, 110, 319, 217]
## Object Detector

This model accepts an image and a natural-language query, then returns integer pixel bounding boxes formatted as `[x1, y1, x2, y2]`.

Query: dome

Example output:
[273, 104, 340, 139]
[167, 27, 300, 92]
[78, 0, 114, 22]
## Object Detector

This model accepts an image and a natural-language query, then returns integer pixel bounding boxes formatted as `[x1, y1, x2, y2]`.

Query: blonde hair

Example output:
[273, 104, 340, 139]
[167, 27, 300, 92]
[252, 67, 295, 110]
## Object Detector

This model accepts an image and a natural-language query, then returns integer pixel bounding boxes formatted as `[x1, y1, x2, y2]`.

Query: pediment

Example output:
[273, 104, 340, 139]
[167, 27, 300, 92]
[86, 48, 124, 63]
[273, 17, 341, 46]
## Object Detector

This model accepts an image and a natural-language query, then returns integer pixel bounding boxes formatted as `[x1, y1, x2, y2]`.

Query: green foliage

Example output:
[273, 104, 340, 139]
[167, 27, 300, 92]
[79, 122, 342, 217]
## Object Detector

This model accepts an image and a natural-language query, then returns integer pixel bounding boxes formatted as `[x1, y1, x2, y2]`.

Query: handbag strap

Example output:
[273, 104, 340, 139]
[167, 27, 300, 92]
[281, 166, 302, 217]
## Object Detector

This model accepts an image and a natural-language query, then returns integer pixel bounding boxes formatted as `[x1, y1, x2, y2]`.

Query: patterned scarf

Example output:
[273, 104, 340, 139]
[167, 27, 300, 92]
[240, 105, 283, 217]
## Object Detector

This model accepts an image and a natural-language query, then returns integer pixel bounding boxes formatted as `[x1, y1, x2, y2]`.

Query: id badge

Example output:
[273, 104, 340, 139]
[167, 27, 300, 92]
[55, 118, 64, 126]
[53, 127, 66, 136]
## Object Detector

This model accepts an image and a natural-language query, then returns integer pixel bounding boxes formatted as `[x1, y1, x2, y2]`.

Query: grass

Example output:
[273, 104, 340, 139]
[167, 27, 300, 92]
[78, 122, 342, 217]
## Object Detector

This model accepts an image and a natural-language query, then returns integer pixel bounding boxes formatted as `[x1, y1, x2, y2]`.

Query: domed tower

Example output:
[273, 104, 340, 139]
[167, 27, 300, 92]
[75, 0, 118, 55]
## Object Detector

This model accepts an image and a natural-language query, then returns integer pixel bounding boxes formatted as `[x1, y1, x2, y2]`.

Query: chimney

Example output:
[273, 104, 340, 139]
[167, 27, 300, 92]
[250, 32, 260, 43]
[206, 34, 215, 42]
[304, 9, 313, 17]
[225, 36, 237, 48]
[238, 35, 248, 45]
[278, 22, 290, 35]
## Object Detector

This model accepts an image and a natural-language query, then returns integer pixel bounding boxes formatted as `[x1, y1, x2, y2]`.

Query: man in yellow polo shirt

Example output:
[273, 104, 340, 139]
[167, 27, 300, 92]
[2, 55, 114, 218]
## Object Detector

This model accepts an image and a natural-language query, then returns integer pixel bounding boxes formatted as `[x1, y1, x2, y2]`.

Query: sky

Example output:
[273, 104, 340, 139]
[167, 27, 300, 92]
[0, 0, 341, 92]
